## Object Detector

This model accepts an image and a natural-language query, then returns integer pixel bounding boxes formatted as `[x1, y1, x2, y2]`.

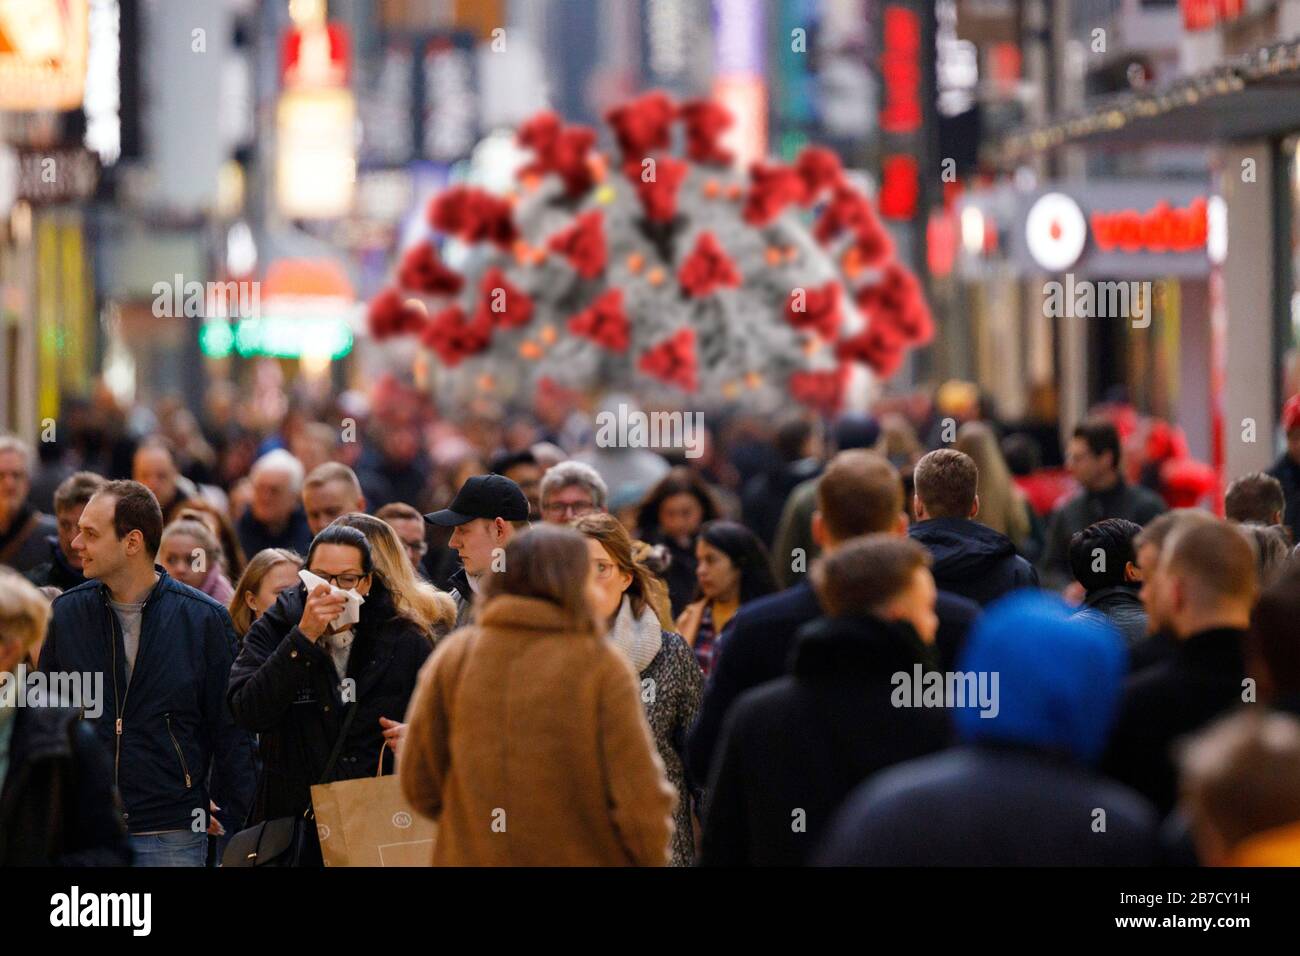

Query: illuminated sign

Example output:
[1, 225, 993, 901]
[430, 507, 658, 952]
[276, 88, 356, 219]
[282, 22, 349, 90]
[880, 6, 921, 134]
[422, 35, 476, 162]
[1013, 186, 1212, 278]
[200, 316, 353, 360]
[1025, 192, 1087, 271]
[1180, 0, 1245, 32]
[0, 0, 89, 110]
[1090, 198, 1208, 254]
[711, 0, 766, 167]
[878, 3, 922, 222]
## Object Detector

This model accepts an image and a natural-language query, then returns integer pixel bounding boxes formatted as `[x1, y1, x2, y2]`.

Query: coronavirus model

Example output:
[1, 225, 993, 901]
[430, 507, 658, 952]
[367, 91, 933, 416]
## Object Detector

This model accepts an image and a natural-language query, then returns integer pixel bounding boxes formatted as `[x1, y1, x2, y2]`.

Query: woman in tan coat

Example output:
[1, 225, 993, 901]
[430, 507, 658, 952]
[399, 525, 677, 866]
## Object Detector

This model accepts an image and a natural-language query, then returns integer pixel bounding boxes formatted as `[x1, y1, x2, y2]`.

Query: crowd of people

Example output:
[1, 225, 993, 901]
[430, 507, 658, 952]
[2, 376, 1300, 867]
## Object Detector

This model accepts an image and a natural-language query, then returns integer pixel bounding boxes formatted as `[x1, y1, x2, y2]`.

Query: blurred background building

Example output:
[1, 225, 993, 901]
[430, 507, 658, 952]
[1, 0, 1298, 486]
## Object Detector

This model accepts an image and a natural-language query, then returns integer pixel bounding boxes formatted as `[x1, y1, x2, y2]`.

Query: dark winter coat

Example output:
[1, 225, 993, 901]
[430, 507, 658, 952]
[38, 569, 257, 838]
[642, 533, 698, 619]
[1103, 627, 1248, 817]
[1073, 584, 1148, 647]
[686, 581, 979, 787]
[235, 507, 313, 563]
[741, 458, 822, 548]
[0, 506, 58, 574]
[24, 536, 87, 591]
[816, 742, 1159, 866]
[700, 614, 951, 866]
[1040, 481, 1167, 589]
[227, 578, 432, 831]
[1268, 452, 1300, 547]
[817, 592, 1157, 865]
[0, 702, 131, 866]
[908, 517, 1038, 607]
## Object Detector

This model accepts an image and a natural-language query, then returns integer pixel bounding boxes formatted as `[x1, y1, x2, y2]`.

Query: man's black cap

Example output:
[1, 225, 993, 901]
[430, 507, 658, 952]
[425, 474, 529, 526]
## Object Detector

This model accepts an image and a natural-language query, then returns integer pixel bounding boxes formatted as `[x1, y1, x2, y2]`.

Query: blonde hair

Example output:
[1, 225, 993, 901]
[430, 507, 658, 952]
[331, 513, 456, 638]
[161, 517, 223, 568]
[956, 421, 1030, 546]
[573, 512, 674, 628]
[229, 548, 302, 638]
[0, 568, 51, 660]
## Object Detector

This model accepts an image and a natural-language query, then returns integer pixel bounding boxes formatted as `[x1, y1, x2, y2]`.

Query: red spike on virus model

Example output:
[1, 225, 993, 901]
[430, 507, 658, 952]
[368, 91, 933, 415]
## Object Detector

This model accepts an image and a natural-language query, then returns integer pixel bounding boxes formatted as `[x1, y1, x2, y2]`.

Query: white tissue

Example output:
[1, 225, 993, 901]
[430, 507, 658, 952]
[299, 568, 365, 630]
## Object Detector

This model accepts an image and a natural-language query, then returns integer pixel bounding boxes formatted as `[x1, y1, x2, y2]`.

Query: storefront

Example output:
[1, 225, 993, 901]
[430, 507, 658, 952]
[955, 179, 1216, 460]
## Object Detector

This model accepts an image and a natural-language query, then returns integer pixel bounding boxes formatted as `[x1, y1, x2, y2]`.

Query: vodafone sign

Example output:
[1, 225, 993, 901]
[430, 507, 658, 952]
[1017, 183, 1213, 279]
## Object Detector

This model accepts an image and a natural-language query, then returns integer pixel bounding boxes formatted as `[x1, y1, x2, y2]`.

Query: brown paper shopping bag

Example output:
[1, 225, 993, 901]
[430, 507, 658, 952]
[310, 746, 436, 867]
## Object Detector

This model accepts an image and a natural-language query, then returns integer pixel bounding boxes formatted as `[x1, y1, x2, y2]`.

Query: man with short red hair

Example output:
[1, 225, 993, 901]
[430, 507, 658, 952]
[1267, 393, 1300, 545]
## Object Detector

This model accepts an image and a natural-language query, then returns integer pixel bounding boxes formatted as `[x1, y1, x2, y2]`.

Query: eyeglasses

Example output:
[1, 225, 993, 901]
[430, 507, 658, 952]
[404, 541, 429, 558]
[309, 571, 368, 590]
[591, 559, 617, 581]
[544, 501, 596, 518]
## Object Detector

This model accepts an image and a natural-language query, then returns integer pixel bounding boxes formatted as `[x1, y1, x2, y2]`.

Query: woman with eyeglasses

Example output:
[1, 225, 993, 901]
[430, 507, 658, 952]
[573, 513, 704, 865]
[227, 524, 434, 867]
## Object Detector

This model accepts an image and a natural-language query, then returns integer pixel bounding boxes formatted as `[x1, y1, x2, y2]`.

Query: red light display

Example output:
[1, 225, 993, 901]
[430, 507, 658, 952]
[1090, 198, 1208, 253]
[880, 6, 921, 134]
[1180, 0, 1245, 32]
[880, 155, 919, 220]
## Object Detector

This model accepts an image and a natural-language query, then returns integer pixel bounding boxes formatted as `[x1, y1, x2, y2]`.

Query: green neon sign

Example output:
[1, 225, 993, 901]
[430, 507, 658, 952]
[199, 317, 354, 359]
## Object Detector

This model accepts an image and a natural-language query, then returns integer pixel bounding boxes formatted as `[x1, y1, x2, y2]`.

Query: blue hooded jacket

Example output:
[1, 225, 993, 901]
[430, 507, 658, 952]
[815, 591, 1157, 865]
[953, 590, 1127, 765]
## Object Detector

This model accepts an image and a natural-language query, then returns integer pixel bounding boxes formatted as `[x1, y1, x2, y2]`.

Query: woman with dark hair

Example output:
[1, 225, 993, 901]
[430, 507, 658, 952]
[676, 520, 778, 675]
[400, 525, 676, 866]
[636, 467, 722, 618]
[227, 524, 433, 867]
[574, 513, 704, 866]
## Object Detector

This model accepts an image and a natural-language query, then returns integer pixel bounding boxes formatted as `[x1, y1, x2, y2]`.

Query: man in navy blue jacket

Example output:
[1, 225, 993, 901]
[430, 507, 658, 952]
[908, 448, 1038, 607]
[39, 480, 256, 866]
[687, 451, 980, 785]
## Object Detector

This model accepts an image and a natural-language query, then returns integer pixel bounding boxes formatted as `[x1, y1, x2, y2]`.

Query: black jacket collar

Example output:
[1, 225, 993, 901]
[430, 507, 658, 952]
[447, 565, 472, 605]
[1177, 627, 1247, 669]
[790, 613, 933, 679]
[1083, 584, 1142, 610]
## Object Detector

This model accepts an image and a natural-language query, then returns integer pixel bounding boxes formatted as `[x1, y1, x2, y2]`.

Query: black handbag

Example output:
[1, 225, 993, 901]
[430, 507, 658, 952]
[221, 704, 357, 867]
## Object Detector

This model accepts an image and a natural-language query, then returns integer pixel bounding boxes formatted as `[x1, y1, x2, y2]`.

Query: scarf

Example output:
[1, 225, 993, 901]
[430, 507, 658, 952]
[608, 595, 663, 674]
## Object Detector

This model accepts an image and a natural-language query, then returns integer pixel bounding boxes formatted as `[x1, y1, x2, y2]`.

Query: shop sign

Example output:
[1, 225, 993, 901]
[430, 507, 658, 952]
[878, 2, 925, 222]
[1090, 198, 1207, 254]
[1180, 0, 1245, 32]
[1015, 182, 1212, 280]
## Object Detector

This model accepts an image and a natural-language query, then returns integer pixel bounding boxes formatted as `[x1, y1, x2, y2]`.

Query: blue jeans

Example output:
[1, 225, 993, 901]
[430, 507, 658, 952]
[130, 830, 208, 867]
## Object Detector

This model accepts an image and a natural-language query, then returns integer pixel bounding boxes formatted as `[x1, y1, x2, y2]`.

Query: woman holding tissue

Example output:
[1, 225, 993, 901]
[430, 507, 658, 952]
[227, 525, 432, 867]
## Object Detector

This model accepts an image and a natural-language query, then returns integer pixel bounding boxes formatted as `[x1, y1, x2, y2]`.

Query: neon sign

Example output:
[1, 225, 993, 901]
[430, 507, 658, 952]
[1090, 198, 1208, 254]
